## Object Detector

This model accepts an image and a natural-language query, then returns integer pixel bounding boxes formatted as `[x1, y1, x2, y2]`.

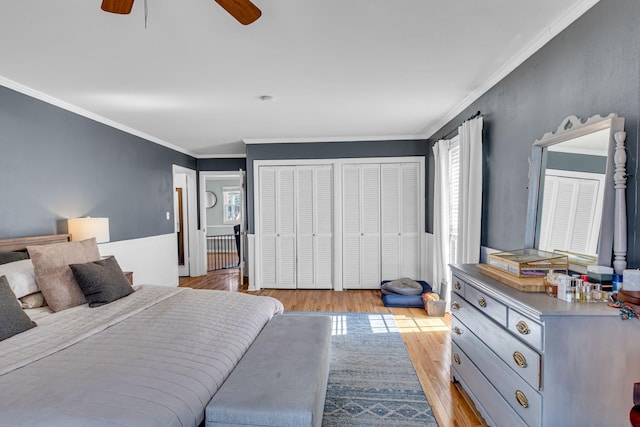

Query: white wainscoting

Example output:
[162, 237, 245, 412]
[98, 233, 179, 287]
[247, 234, 257, 291]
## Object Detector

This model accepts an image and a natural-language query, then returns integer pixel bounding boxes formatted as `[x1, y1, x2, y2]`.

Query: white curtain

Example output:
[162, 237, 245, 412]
[456, 117, 483, 264]
[432, 139, 451, 296]
[431, 116, 483, 304]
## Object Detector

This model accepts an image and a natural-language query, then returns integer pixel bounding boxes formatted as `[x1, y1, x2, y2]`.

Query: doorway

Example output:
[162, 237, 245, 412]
[200, 170, 246, 286]
[173, 165, 201, 277]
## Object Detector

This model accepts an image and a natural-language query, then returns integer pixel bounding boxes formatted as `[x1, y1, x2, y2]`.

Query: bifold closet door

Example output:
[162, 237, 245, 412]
[342, 164, 381, 289]
[296, 166, 333, 289]
[259, 167, 296, 289]
[381, 163, 421, 281]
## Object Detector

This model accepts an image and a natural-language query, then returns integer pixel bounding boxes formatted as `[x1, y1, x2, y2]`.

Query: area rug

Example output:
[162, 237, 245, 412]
[290, 312, 438, 427]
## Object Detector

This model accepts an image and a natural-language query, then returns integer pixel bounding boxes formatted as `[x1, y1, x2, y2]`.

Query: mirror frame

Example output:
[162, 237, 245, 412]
[524, 113, 627, 272]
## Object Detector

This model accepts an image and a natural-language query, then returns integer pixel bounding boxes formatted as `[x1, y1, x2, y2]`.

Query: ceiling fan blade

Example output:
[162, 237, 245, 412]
[214, 0, 262, 25]
[101, 0, 135, 14]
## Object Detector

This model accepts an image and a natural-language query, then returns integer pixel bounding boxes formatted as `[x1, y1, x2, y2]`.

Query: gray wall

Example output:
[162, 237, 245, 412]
[245, 139, 427, 233]
[0, 85, 196, 242]
[427, 0, 640, 266]
[197, 158, 246, 172]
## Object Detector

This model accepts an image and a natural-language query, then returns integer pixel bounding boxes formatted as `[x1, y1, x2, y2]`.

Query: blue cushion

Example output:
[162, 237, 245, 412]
[380, 280, 432, 308]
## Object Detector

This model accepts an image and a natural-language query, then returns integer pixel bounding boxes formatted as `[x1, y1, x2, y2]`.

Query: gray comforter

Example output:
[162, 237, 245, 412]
[0, 286, 284, 427]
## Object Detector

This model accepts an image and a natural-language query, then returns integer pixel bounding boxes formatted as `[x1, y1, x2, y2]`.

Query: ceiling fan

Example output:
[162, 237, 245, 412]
[101, 0, 261, 25]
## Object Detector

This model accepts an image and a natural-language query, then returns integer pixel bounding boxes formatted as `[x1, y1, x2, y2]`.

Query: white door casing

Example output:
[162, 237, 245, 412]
[172, 165, 202, 277]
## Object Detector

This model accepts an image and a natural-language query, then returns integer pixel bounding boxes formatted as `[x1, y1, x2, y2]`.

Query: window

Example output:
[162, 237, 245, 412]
[448, 137, 460, 263]
[222, 187, 242, 224]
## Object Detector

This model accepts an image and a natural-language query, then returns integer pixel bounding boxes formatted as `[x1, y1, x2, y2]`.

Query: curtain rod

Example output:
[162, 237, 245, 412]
[437, 110, 482, 142]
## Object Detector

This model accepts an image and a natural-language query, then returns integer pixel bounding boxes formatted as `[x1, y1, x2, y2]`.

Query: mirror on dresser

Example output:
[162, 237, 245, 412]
[524, 114, 627, 273]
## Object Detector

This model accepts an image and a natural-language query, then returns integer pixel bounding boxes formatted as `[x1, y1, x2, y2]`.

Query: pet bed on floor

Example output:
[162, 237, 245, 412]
[381, 279, 432, 308]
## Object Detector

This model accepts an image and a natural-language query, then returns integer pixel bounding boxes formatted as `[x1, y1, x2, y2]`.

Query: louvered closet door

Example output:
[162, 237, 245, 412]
[381, 163, 421, 281]
[342, 164, 380, 289]
[259, 166, 296, 289]
[259, 168, 278, 288]
[296, 165, 334, 289]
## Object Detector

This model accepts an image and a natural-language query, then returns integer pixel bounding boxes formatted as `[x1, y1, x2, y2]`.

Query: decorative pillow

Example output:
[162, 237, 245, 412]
[69, 256, 134, 307]
[0, 275, 37, 341]
[0, 259, 38, 299]
[0, 251, 28, 265]
[0, 251, 29, 265]
[27, 238, 100, 312]
[20, 292, 47, 309]
[381, 277, 424, 296]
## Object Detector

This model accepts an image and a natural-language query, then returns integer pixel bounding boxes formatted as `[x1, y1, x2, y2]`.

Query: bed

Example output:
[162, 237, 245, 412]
[0, 234, 284, 427]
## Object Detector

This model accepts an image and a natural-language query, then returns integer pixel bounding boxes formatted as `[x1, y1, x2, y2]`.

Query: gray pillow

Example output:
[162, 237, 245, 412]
[69, 256, 134, 307]
[0, 251, 28, 265]
[0, 275, 37, 341]
[381, 277, 423, 296]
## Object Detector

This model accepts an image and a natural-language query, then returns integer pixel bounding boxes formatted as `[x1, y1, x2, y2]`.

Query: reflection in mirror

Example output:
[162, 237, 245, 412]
[525, 114, 626, 272]
[536, 129, 609, 256]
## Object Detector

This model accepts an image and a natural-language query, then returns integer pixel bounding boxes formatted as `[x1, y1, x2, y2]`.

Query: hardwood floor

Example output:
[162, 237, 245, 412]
[179, 271, 484, 427]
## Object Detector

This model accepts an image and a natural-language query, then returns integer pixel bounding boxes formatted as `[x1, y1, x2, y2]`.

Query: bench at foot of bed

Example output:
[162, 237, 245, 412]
[205, 314, 332, 427]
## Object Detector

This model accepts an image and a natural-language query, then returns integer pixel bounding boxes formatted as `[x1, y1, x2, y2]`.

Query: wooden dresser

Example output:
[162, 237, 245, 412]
[450, 264, 640, 426]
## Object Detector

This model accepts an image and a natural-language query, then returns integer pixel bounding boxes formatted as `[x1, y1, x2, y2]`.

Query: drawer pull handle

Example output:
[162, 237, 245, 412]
[516, 320, 530, 335]
[452, 326, 462, 336]
[454, 281, 461, 290]
[513, 351, 527, 368]
[451, 301, 460, 310]
[478, 297, 487, 308]
[453, 353, 461, 365]
[515, 390, 529, 408]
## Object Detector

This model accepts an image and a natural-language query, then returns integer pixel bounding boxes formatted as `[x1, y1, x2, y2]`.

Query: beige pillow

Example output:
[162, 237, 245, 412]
[27, 238, 100, 312]
[20, 292, 47, 309]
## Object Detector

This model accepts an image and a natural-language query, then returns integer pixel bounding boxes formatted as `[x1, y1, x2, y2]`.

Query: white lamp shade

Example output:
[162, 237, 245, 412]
[67, 217, 110, 243]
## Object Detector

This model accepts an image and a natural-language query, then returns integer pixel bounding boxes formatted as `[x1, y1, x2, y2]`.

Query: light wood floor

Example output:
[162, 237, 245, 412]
[179, 270, 484, 427]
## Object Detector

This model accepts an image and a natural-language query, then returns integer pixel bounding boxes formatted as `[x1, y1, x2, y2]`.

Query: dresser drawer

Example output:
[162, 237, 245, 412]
[452, 306, 542, 390]
[508, 308, 544, 352]
[451, 274, 466, 298]
[451, 343, 528, 427]
[464, 283, 507, 326]
[452, 319, 542, 427]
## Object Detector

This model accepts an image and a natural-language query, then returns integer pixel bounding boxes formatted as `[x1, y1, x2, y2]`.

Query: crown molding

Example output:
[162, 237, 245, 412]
[243, 135, 426, 145]
[197, 153, 247, 159]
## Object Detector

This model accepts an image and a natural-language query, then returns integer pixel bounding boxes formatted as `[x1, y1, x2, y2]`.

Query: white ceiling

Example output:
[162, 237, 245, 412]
[0, 0, 598, 157]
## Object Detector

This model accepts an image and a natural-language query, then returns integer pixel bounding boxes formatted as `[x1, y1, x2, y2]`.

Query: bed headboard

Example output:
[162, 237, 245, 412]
[0, 234, 70, 252]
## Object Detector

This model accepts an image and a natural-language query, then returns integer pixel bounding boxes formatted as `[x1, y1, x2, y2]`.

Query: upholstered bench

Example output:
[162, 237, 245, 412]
[205, 314, 332, 427]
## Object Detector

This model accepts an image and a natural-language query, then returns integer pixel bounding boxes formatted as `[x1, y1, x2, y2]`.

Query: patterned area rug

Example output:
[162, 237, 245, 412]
[291, 312, 438, 427]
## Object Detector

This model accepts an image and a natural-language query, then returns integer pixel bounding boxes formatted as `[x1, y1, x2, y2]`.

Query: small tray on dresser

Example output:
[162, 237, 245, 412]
[487, 248, 568, 277]
[476, 263, 546, 292]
